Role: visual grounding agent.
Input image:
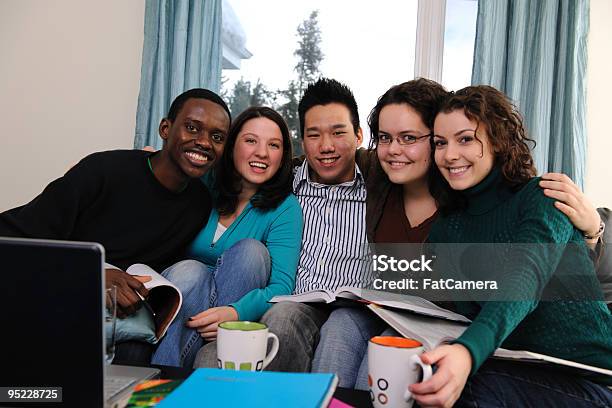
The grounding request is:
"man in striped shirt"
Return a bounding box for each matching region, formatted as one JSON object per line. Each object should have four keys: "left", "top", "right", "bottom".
{"left": 259, "top": 78, "right": 379, "bottom": 372}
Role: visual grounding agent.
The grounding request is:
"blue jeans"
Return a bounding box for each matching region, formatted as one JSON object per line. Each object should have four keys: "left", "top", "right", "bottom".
{"left": 151, "top": 239, "right": 271, "bottom": 368}
{"left": 355, "top": 327, "right": 397, "bottom": 390}
{"left": 456, "top": 359, "right": 612, "bottom": 407}
{"left": 311, "top": 307, "right": 387, "bottom": 388}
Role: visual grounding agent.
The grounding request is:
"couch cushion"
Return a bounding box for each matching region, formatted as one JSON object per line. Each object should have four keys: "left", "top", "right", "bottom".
{"left": 596, "top": 208, "right": 611, "bottom": 305}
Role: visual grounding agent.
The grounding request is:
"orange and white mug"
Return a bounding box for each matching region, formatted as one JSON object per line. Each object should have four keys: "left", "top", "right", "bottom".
{"left": 368, "top": 336, "right": 432, "bottom": 408}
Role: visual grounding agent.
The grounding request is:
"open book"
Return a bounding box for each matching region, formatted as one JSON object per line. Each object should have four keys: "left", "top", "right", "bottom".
{"left": 126, "top": 264, "right": 182, "bottom": 340}
{"left": 270, "top": 287, "right": 470, "bottom": 323}
{"left": 368, "top": 304, "right": 612, "bottom": 378}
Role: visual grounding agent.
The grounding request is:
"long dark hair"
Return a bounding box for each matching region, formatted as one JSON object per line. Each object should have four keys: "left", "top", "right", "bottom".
{"left": 215, "top": 107, "right": 294, "bottom": 215}
{"left": 367, "top": 78, "right": 452, "bottom": 206}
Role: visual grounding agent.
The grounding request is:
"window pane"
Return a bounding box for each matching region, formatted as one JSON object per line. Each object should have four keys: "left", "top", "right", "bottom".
{"left": 222, "top": 0, "right": 418, "bottom": 148}
{"left": 442, "top": 0, "right": 478, "bottom": 91}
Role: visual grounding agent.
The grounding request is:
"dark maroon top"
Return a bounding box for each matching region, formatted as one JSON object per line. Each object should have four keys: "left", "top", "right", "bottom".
{"left": 373, "top": 184, "right": 438, "bottom": 243}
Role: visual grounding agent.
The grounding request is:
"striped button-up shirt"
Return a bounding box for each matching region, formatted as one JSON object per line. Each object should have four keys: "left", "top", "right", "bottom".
{"left": 292, "top": 160, "right": 372, "bottom": 294}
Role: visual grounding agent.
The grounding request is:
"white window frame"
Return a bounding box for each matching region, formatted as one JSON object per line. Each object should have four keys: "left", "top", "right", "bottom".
{"left": 224, "top": 0, "right": 450, "bottom": 81}
{"left": 414, "top": 0, "right": 447, "bottom": 82}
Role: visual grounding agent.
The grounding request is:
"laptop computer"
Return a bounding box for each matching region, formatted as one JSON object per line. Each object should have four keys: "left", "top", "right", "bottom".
{"left": 0, "top": 237, "right": 159, "bottom": 408}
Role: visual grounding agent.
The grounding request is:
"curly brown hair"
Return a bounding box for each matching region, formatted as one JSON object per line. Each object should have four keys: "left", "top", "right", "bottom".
{"left": 438, "top": 85, "right": 536, "bottom": 187}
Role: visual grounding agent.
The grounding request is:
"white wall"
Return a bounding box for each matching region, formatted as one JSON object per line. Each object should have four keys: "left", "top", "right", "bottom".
{"left": 585, "top": 0, "right": 612, "bottom": 208}
{"left": 0, "top": 0, "right": 145, "bottom": 211}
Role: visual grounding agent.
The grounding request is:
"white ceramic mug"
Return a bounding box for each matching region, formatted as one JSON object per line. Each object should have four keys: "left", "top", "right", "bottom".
{"left": 217, "top": 321, "right": 279, "bottom": 371}
{"left": 368, "top": 336, "right": 432, "bottom": 408}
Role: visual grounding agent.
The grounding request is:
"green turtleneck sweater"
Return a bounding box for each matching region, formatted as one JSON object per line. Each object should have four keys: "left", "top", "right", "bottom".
{"left": 428, "top": 167, "right": 612, "bottom": 385}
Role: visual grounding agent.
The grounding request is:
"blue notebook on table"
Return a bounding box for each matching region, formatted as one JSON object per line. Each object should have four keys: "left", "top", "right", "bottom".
{"left": 157, "top": 368, "right": 338, "bottom": 408}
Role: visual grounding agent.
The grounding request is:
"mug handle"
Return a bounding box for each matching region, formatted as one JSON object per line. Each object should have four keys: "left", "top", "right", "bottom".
{"left": 262, "top": 332, "right": 279, "bottom": 369}
{"left": 404, "top": 354, "right": 433, "bottom": 401}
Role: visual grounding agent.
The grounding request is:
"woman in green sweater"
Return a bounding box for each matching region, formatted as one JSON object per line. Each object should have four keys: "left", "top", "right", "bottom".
{"left": 152, "top": 106, "right": 303, "bottom": 368}
{"left": 412, "top": 85, "right": 612, "bottom": 407}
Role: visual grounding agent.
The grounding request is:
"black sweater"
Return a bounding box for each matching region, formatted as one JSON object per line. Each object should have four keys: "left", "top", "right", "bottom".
{"left": 0, "top": 150, "right": 212, "bottom": 271}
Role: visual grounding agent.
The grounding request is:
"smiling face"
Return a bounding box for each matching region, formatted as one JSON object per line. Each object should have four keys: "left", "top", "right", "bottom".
{"left": 376, "top": 103, "right": 432, "bottom": 187}
{"left": 302, "top": 103, "right": 362, "bottom": 184}
{"left": 159, "top": 98, "right": 230, "bottom": 180}
{"left": 433, "top": 109, "right": 495, "bottom": 190}
{"left": 233, "top": 117, "right": 284, "bottom": 191}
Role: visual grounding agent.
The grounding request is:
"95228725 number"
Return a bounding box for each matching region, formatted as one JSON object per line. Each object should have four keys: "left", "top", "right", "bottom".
{"left": 0, "top": 387, "right": 62, "bottom": 402}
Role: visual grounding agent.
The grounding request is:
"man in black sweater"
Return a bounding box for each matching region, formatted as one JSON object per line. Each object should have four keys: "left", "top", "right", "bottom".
{"left": 0, "top": 88, "right": 230, "bottom": 318}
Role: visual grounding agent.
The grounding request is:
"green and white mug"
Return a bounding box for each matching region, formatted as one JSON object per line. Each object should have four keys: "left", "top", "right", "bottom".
{"left": 217, "top": 321, "right": 279, "bottom": 371}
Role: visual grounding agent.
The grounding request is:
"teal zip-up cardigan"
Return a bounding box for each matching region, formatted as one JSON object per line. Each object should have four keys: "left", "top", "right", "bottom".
{"left": 187, "top": 192, "right": 303, "bottom": 321}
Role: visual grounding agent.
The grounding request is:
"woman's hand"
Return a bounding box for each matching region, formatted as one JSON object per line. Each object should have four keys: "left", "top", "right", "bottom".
{"left": 539, "top": 173, "right": 601, "bottom": 245}
{"left": 186, "top": 306, "right": 238, "bottom": 341}
{"left": 409, "top": 344, "right": 472, "bottom": 408}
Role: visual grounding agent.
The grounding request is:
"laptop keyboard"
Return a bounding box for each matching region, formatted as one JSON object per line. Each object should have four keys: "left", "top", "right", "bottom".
{"left": 104, "top": 375, "right": 137, "bottom": 400}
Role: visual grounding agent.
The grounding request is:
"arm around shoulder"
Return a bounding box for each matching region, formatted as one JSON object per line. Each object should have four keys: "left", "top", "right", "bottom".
{"left": 539, "top": 172, "right": 602, "bottom": 243}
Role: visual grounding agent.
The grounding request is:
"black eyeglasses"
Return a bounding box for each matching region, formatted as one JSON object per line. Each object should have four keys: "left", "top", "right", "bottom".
{"left": 377, "top": 133, "right": 432, "bottom": 146}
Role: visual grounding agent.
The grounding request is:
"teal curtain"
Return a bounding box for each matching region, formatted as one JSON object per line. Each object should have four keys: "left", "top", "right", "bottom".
{"left": 471, "top": 0, "right": 589, "bottom": 188}
{"left": 134, "top": 0, "right": 223, "bottom": 149}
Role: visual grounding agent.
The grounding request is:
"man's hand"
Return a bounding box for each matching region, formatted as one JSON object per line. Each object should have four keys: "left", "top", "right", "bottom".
{"left": 409, "top": 344, "right": 472, "bottom": 408}
{"left": 540, "top": 173, "right": 601, "bottom": 246}
{"left": 105, "top": 268, "right": 151, "bottom": 318}
{"left": 186, "top": 306, "right": 238, "bottom": 341}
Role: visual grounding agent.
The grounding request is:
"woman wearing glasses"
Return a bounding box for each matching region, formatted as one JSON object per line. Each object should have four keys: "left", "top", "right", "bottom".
{"left": 311, "top": 79, "right": 449, "bottom": 388}
{"left": 364, "top": 79, "right": 446, "bottom": 245}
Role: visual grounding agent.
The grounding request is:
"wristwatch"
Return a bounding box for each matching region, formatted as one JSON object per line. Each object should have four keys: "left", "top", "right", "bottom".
{"left": 584, "top": 219, "right": 605, "bottom": 240}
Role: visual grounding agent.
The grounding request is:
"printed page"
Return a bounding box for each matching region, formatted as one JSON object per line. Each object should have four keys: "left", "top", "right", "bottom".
{"left": 368, "top": 305, "right": 468, "bottom": 350}
{"left": 493, "top": 349, "right": 612, "bottom": 377}
{"left": 125, "top": 263, "right": 182, "bottom": 339}
{"left": 270, "top": 289, "right": 334, "bottom": 303}
{"left": 126, "top": 264, "right": 179, "bottom": 292}
{"left": 360, "top": 289, "right": 471, "bottom": 323}
{"left": 334, "top": 286, "right": 364, "bottom": 300}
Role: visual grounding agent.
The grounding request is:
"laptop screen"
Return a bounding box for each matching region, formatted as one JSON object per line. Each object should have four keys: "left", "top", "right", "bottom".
{"left": 0, "top": 238, "right": 105, "bottom": 407}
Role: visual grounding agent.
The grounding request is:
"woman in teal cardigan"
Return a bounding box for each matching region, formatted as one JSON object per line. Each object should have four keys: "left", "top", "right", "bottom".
{"left": 412, "top": 86, "right": 612, "bottom": 407}
{"left": 152, "top": 107, "right": 303, "bottom": 368}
